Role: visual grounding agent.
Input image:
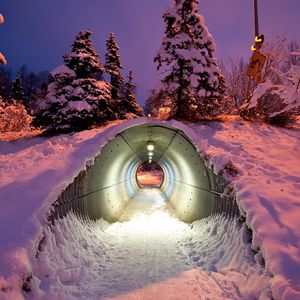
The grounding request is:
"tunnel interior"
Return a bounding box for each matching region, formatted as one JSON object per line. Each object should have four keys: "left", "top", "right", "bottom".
{"left": 49, "top": 123, "right": 240, "bottom": 224}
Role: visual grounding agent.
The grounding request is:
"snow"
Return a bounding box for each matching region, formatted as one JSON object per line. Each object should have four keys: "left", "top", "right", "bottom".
{"left": 0, "top": 118, "right": 300, "bottom": 299}
{"left": 248, "top": 80, "right": 273, "bottom": 109}
{"left": 247, "top": 64, "right": 300, "bottom": 117}
{"left": 31, "top": 189, "right": 269, "bottom": 299}
{"left": 50, "top": 65, "right": 75, "bottom": 77}
{"left": 190, "top": 120, "right": 300, "bottom": 299}
{"left": 0, "top": 52, "right": 7, "bottom": 65}
{"left": 65, "top": 100, "right": 91, "bottom": 113}
{"left": 291, "top": 51, "right": 300, "bottom": 57}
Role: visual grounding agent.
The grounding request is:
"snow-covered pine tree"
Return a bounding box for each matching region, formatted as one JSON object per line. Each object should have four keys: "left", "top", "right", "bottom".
{"left": 11, "top": 74, "right": 25, "bottom": 104}
{"left": 64, "top": 30, "right": 105, "bottom": 79}
{"left": 105, "top": 33, "right": 125, "bottom": 102}
{"left": 39, "top": 30, "right": 112, "bottom": 132}
{"left": 120, "top": 71, "right": 143, "bottom": 117}
{"left": 36, "top": 65, "right": 75, "bottom": 128}
{"left": 154, "top": 0, "right": 225, "bottom": 120}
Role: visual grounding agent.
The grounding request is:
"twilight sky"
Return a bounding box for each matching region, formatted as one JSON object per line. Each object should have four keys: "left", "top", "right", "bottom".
{"left": 0, "top": 0, "right": 299, "bottom": 104}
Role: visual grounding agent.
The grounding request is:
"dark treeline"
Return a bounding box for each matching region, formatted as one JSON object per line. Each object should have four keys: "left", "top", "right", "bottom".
{"left": 0, "top": 65, "right": 49, "bottom": 113}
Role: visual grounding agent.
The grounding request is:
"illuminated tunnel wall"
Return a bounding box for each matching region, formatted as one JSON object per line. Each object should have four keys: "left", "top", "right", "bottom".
{"left": 49, "top": 123, "right": 240, "bottom": 223}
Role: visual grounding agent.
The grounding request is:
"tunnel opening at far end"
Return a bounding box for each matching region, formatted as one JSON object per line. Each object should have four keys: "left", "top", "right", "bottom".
{"left": 48, "top": 123, "right": 240, "bottom": 224}
{"left": 136, "top": 162, "right": 164, "bottom": 188}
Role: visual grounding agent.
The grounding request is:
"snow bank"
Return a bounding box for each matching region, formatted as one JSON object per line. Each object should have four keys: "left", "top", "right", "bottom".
{"left": 191, "top": 120, "right": 300, "bottom": 299}
{"left": 32, "top": 191, "right": 269, "bottom": 299}
{"left": 0, "top": 118, "right": 300, "bottom": 299}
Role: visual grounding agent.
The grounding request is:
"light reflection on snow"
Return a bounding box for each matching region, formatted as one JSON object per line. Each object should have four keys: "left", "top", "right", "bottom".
{"left": 106, "top": 210, "right": 189, "bottom": 236}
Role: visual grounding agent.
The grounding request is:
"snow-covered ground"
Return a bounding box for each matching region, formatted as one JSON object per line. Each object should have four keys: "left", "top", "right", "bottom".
{"left": 30, "top": 189, "right": 269, "bottom": 300}
{"left": 190, "top": 120, "right": 300, "bottom": 300}
{"left": 0, "top": 118, "right": 300, "bottom": 299}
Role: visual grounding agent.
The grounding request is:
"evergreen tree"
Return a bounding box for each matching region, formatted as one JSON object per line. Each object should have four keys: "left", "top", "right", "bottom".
{"left": 64, "top": 30, "right": 105, "bottom": 79}
{"left": 0, "top": 66, "right": 12, "bottom": 101}
{"left": 105, "top": 33, "right": 125, "bottom": 101}
{"left": 154, "top": 0, "right": 225, "bottom": 120}
{"left": 14, "top": 65, "right": 50, "bottom": 112}
{"left": 39, "top": 30, "right": 112, "bottom": 132}
{"left": 121, "top": 71, "right": 143, "bottom": 117}
{"left": 11, "top": 74, "right": 25, "bottom": 104}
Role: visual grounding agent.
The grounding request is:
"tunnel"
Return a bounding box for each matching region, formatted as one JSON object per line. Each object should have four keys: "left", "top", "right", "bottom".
{"left": 48, "top": 122, "right": 240, "bottom": 224}
{"left": 33, "top": 121, "right": 263, "bottom": 299}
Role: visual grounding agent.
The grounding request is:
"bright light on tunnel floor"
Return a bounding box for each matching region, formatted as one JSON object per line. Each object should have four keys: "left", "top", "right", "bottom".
{"left": 107, "top": 210, "right": 188, "bottom": 235}
{"left": 106, "top": 188, "right": 189, "bottom": 235}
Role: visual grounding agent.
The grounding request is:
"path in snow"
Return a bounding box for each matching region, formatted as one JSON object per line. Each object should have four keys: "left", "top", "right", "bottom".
{"left": 32, "top": 189, "right": 265, "bottom": 300}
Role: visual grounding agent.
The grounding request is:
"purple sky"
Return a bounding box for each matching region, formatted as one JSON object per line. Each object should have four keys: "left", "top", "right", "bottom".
{"left": 1, "top": 0, "right": 299, "bottom": 104}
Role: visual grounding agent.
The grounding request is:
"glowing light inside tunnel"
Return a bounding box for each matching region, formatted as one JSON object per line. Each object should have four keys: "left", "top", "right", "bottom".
{"left": 147, "top": 141, "right": 154, "bottom": 151}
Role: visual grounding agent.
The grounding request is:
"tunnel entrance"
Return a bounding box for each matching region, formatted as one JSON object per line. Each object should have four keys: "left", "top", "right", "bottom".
{"left": 136, "top": 162, "right": 164, "bottom": 188}
{"left": 49, "top": 122, "right": 240, "bottom": 224}
{"left": 34, "top": 121, "right": 261, "bottom": 300}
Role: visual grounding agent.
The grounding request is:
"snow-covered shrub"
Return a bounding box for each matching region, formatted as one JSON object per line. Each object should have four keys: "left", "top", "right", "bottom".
{"left": 222, "top": 38, "right": 300, "bottom": 117}
{"left": 221, "top": 57, "right": 257, "bottom": 114}
{"left": 243, "top": 64, "right": 300, "bottom": 126}
{"left": 0, "top": 98, "right": 33, "bottom": 132}
{"left": 145, "top": 89, "right": 177, "bottom": 120}
{"left": 154, "top": 0, "right": 225, "bottom": 120}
